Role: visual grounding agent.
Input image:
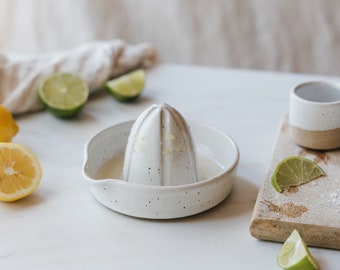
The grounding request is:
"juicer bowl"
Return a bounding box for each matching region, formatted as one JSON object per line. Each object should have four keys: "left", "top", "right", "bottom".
{"left": 83, "top": 120, "right": 239, "bottom": 219}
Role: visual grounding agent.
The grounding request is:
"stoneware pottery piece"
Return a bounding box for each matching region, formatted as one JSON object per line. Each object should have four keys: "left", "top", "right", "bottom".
{"left": 83, "top": 120, "right": 239, "bottom": 219}
{"left": 289, "top": 81, "right": 340, "bottom": 150}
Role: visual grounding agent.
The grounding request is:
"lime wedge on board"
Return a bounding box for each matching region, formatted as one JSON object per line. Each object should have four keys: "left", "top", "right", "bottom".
{"left": 271, "top": 156, "right": 325, "bottom": 193}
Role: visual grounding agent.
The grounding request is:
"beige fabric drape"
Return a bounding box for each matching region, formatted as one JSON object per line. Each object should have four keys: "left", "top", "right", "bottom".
{"left": 0, "top": 40, "right": 156, "bottom": 114}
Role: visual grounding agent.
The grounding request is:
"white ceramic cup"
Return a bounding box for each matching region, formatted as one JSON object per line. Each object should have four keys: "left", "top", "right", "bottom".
{"left": 289, "top": 81, "right": 340, "bottom": 150}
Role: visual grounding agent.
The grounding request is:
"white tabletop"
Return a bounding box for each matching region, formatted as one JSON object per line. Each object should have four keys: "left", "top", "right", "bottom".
{"left": 1, "top": 64, "right": 339, "bottom": 269}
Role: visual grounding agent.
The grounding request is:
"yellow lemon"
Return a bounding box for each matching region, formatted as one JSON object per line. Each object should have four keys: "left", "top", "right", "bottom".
{"left": 0, "top": 143, "right": 42, "bottom": 202}
{"left": 0, "top": 105, "right": 19, "bottom": 142}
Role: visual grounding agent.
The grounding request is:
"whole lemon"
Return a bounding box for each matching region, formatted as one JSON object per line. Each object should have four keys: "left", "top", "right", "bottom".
{"left": 0, "top": 105, "right": 19, "bottom": 142}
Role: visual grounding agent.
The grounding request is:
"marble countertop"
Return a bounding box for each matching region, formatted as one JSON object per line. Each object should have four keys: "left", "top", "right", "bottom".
{"left": 1, "top": 64, "right": 339, "bottom": 269}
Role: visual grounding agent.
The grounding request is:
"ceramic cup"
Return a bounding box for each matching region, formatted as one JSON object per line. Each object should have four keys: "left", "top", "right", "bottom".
{"left": 289, "top": 81, "right": 340, "bottom": 150}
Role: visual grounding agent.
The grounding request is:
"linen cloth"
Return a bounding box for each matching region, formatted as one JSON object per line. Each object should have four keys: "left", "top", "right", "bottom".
{"left": 0, "top": 40, "right": 156, "bottom": 115}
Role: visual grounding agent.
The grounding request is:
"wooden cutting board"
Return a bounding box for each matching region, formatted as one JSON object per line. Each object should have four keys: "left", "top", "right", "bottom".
{"left": 250, "top": 116, "right": 340, "bottom": 249}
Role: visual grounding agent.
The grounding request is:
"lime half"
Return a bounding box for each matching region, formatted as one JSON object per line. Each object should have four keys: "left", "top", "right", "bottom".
{"left": 105, "top": 69, "right": 145, "bottom": 102}
{"left": 271, "top": 156, "right": 325, "bottom": 193}
{"left": 278, "top": 230, "right": 318, "bottom": 270}
{"left": 39, "top": 73, "right": 89, "bottom": 118}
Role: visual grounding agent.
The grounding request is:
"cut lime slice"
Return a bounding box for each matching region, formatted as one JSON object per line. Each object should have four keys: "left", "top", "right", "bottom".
{"left": 105, "top": 69, "right": 145, "bottom": 102}
{"left": 271, "top": 156, "right": 325, "bottom": 193}
{"left": 278, "top": 230, "right": 319, "bottom": 270}
{"left": 39, "top": 73, "right": 89, "bottom": 118}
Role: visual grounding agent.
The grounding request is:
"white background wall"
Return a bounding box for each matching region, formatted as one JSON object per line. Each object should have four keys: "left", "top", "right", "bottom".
{"left": 1, "top": 0, "right": 340, "bottom": 76}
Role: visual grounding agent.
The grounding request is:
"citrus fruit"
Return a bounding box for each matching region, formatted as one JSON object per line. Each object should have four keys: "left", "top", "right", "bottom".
{"left": 278, "top": 229, "right": 318, "bottom": 270}
{"left": 38, "top": 73, "right": 89, "bottom": 118}
{"left": 105, "top": 69, "right": 145, "bottom": 102}
{"left": 0, "top": 105, "right": 19, "bottom": 142}
{"left": 271, "top": 156, "right": 325, "bottom": 193}
{"left": 0, "top": 142, "right": 42, "bottom": 202}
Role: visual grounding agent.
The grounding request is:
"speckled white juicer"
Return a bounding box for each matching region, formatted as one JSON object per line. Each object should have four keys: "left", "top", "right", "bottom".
{"left": 83, "top": 103, "right": 239, "bottom": 219}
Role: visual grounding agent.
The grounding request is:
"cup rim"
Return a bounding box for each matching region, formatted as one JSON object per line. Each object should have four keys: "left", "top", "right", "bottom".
{"left": 292, "top": 81, "right": 340, "bottom": 105}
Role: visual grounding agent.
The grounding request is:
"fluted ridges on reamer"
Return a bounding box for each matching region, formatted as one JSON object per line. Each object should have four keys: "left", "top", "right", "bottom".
{"left": 122, "top": 103, "right": 198, "bottom": 186}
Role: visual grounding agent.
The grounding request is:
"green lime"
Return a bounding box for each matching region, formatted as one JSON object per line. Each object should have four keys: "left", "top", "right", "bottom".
{"left": 38, "top": 73, "right": 89, "bottom": 118}
{"left": 271, "top": 156, "right": 325, "bottom": 193}
{"left": 278, "top": 230, "right": 318, "bottom": 270}
{"left": 105, "top": 69, "right": 145, "bottom": 102}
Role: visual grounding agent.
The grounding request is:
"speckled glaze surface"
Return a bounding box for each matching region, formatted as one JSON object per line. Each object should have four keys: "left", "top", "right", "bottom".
{"left": 83, "top": 121, "right": 239, "bottom": 219}
{"left": 123, "top": 104, "right": 199, "bottom": 186}
{"left": 289, "top": 81, "right": 340, "bottom": 150}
